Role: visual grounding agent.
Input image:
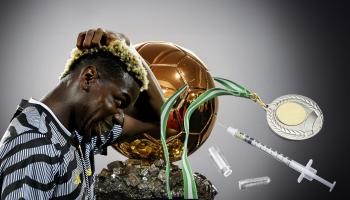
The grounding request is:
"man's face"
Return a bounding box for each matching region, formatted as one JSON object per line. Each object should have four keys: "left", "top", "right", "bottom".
{"left": 77, "top": 67, "right": 140, "bottom": 137}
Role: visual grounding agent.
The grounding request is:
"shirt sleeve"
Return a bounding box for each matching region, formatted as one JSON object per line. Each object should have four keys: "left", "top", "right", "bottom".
{"left": 91, "top": 124, "right": 123, "bottom": 155}
{"left": 0, "top": 133, "right": 59, "bottom": 200}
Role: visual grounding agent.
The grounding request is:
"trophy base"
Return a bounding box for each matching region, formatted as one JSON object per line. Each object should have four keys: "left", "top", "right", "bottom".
{"left": 95, "top": 159, "right": 218, "bottom": 200}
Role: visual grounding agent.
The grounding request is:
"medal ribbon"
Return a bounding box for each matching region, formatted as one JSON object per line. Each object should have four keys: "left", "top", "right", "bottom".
{"left": 161, "top": 77, "right": 266, "bottom": 199}
{"left": 160, "top": 84, "right": 189, "bottom": 199}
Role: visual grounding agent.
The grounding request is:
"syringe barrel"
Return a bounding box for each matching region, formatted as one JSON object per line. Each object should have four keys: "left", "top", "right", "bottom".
{"left": 233, "top": 131, "right": 291, "bottom": 165}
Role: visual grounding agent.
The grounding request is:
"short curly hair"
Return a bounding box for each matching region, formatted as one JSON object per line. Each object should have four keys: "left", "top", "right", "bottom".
{"left": 60, "top": 39, "right": 149, "bottom": 91}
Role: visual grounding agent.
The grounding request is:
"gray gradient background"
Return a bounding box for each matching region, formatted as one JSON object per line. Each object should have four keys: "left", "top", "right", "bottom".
{"left": 0, "top": 0, "right": 349, "bottom": 199}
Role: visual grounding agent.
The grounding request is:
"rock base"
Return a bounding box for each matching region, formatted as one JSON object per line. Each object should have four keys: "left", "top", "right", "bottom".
{"left": 95, "top": 159, "right": 218, "bottom": 199}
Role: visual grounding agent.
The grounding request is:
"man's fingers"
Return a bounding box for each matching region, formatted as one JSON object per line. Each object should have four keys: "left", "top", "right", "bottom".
{"left": 76, "top": 32, "right": 86, "bottom": 49}
{"left": 91, "top": 28, "right": 104, "bottom": 48}
{"left": 82, "top": 29, "right": 95, "bottom": 48}
{"left": 105, "top": 31, "right": 118, "bottom": 46}
{"left": 78, "top": 29, "right": 130, "bottom": 49}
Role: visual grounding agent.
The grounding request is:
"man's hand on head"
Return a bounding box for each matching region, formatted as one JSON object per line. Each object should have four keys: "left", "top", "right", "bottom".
{"left": 75, "top": 28, "right": 165, "bottom": 137}
{"left": 76, "top": 28, "right": 130, "bottom": 49}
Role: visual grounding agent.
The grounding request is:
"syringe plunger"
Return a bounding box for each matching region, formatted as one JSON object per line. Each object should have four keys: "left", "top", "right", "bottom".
{"left": 289, "top": 159, "right": 336, "bottom": 192}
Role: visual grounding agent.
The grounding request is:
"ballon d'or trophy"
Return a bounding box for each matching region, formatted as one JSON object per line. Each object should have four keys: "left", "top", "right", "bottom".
{"left": 95, "top": 42, "right": 218, "bottom": 199}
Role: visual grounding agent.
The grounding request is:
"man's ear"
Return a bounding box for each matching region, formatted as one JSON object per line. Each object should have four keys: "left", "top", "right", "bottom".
{"left": 79, "top": 66, "right": 98, "bottom": 91}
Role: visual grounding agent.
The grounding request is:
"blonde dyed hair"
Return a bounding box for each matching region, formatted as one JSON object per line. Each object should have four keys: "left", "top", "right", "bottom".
{"left": 60, "top": 39, "right": 148, "bottom": 91}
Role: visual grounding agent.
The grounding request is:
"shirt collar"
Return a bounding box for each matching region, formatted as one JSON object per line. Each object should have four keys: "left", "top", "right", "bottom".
{"left": 28, "top": 98, "right": 73, "bottom": 138}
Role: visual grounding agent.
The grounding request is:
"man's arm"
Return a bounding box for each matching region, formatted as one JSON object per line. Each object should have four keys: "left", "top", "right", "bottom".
{"left": 91, "top": 116, "right": 159, "bottom": 155}
{"left": 76, "top": 28, "right": 165, "bottom": 137}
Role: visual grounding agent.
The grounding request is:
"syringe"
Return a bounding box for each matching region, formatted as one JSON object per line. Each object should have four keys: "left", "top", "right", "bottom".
{"left": 224, "top": 126, "right": 336, "bottom": 192}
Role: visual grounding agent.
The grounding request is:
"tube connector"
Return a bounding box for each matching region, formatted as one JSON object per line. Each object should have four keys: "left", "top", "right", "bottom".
{"left": 227, "top": 126, "right": 239, "bottom": 137}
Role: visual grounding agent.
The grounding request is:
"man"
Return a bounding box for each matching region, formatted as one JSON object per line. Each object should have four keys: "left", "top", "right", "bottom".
{"left": 0, "top": 29, "right": 164, "bottom": 199}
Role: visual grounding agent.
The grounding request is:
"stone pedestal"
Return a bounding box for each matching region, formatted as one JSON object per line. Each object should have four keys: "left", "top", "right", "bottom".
{"left": 95, "top": 159, "right": 218, "bottom": 199}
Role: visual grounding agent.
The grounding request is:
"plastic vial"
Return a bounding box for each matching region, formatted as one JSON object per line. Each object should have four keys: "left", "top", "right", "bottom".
{"left": 208, "top": 146, "right": 232, "bottom": 177}
{"left": 238, "top": 176, "right": 271, "bottom": 190}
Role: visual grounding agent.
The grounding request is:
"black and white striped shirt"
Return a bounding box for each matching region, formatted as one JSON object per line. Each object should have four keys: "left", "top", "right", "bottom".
{"left": 0, "top": 99, "right": 123, "bottom": 200}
